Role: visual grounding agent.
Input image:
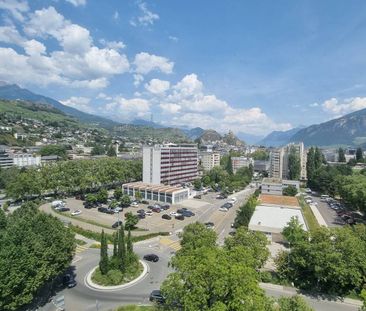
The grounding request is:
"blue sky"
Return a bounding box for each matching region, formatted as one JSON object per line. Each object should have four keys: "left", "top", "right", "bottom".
{"left": 1, "top": 0, "right": 366, "bottom": 135}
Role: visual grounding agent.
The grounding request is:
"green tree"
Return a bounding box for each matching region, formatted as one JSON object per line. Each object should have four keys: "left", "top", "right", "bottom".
{"left": 97, "top": 188, "right": 108, "bottom": 203}
{"left": 193, "top": 179, "right": 202, "bottom": 190}
{"left": 234, "top": 194, "right": 258, "bottom": 228}
{"left": 91, "top": 144, "right": 105, "bottom": 156}
{"left": 107, "top": 145, "right": 117, "bottom": 157}
{"left": 113, "top": 233, "right": 118, "bottom": 257}
{"left": 114, "top": 188, "right": 123, "bottom": 200}
{"left": 85, "top": 194, "right": 97, "bottom": 205}
{"left": 226, "top": 155, "right": 234, "bottom": 175}
{"left": 118, "top": 224, "right": 126, "bottom": 273}
{"left": 250, "top": 149, "right": 269, "bottom": 161}
{"left": 0, "top": 203, "right": 74, "bottom": 310}
{"left": 134, "top": 190, "right": 142, "bottom": 201}
{"left": 125, "top": 212, "right": 139, "bottom": 230}
{"left": 99, "top": 230, "right": 109, "bottom": 275}
{"left": 126, "top": 229, "right": 133, "bottom": 264}
{"left": 282, "top": 216, "right": 308, "bottom": 246}
{"left": 288, "top": 146, "right": 301, "bottom": 180}
{"left": 39, "top": 144, "right": 67, "bottom": 159}
{"left": 360, "top": 289, "right": 366, "bottom": 311}
{"left": 314, "top": 147, "right": 323, "bottom": 169}
{"left": 282, "top": 185, "right": 298, "bottom": 196}
{"left": 120, "top": 195, "right": 131, "bottom": 207}
{"left": 0, "top": 208, "right": 6, "bottom": 231}
{"left": 338, "top": 147, "right": 346, "bottom": 162}
{"left": 356, "top": 147, "right": 364, "bottom": 162}
{"left": 275, "top": 296, "right": 314, "bottom": 311}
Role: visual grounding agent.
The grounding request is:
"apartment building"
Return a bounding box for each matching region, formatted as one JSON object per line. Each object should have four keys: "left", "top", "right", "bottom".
{"left": 0, "top": 145, "right": 41, "bottom": 168}
{"left": 201, "top": 152, "right": 220, "bottom": 171}
{"left": 270, "top": 142, "right": 307, "bottom": 180}
{"left": 143, "top": 144, "right": 198, "bottom": 185}
{"left": 231, "top": 156, "right": 254, "bottom": 173}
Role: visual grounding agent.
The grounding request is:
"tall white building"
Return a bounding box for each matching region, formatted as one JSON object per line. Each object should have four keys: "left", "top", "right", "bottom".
{"left": 143, "top": 144, "right": 198, "bottom": 185}
{"left": 270, "top": 142, "right": 307, "bottom": 180}
{"left": 201, "top": 152, "right": 220, "bottom": 171}
{"left": 231, "top": 156, "right": 254, "bottom": 173}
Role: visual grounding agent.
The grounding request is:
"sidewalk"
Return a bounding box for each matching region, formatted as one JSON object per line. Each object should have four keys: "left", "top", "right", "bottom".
{"left": 309, "top": 203, "right": 328, "bottom": 227}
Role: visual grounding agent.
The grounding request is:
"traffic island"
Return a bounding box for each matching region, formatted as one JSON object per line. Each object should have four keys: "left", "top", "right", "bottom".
{"left": 85, "top": 260, "right": 148, "bottom": 291}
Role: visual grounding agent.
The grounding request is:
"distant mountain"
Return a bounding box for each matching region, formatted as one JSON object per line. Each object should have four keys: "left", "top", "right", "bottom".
{"left": 291, "top": 109, "right": 366, "bottom": 147}
{"left": 197, "top": 129, "right": 245, "bottom": 146}
{"left": 222, "top": 130, "right": 245, "bottom": 146}
{"left": 0, "top": 82, "right": 120, "bottom": 129}
{"left": 131, "top": 118, "right": 165, "bottom": 129}
{"left": 237, "top": 132, "right": 264, "bottom": 145}
{"left": 258, "top": 127, "right": 305, "bottom": 147}
{"left": 182, "top": 127, "right": 205, "bottom": 140}
{"left": 198, "top": 129, "right": 223, "bottom": 142}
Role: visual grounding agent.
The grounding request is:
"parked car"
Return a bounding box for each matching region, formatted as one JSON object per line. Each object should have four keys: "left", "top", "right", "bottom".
{"left": 98, "top": 207, "right": 108, "bottom": 213}
{"left": 63, "top": 274, "right": 76, "bottom": 288}
{"left": 112, "top": 221, "right": 122, "bottom": 228}
{"left": 143, "top": 254, "right": 159, "bottom": 262}
{"left": 219, "top": 207, "right": 228, "bottom": 212}
{"left": 222, "top": 203, "right": 233, "bottom": 209}
{"left": 161, "top": 204, "right": 170, "bottom": 210}
{"left": 152, "top": 207, "right": 161, "bottom": 213}
{"left": 147, "top": 205, "right": 154, "bottom": 210}
{"left": 131, "top": 202, "right": 138, "bottom": 207}
{"left": 145, "top": 210, "right": 153, "bottom": 216}
{"left": 58, "top": 207, "right": 70, "bottom": 212}
{"left": 205, "top": 222, "right": 214, "bottom": 229}
{"left": 71, "top": 210, "right": 82, "bottom": 216}
{"left": 227, "top": 197, "right": 237, "bottom": 204}
{"left": 105, "top": 208, "right": 115, "bottom": 214}
{"left": 181, "top": 210, "right": 195, "bottom": 217}
{"left": 216, "top": 195, "right": 225, "bottom": 199}
{"left": 175, "top": 214, "right": 185, "bottom": 220}
{"left": 137, "top": 209, "right": 145, "bottom": 214}
{"left": 170, "top": 211, "right": 180, "bottom": 217}
{"left": 162, "top": 214, "right": 172, "bottom": 220}
{"left": 193, "top": 195, "right": 202, "bottom": 199}
{"left": 141, "top": 200, "right": 149, "bottom": 204}
{"left": 149, "top": 290, "right": 165, "bottom": 303}
{"left": 138, "top": 213, "right": 146, "bottom": 219}
{"left": 114, "top": 207, "right": 123, "bottom": 213}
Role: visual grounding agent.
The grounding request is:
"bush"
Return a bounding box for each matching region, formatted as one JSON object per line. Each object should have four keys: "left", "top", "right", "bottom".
{"left": 283, "top": 185, "right": 298, "bottom": 196}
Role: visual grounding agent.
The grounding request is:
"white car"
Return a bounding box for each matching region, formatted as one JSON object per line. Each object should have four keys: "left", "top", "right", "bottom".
{"left": 71, "top": 210, "right": 82, "bottom": 216}
{"left": 114, "top": 207, "right": 122, "bottom": 213}
{"left": 131, "top": 202, "right": 139, "bottom": 207}
{"left": 219, "top": 207, "right": 228, "bottom": 212}
{"left": 305, "top": 199, "right": 312, "bottom": 204}
{"left": 169, "top": 211, "right": 181, "bottom": 217}
{"left": 145, "top": 210, "right": 153, "bottom": 216}
{"left": 227, "top": 197, "right": 237, "bottom": 204}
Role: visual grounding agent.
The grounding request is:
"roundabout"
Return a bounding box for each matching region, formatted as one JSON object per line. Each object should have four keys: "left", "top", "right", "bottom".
{"left": 85, "top": 260, "right": 149, "bottom": 291}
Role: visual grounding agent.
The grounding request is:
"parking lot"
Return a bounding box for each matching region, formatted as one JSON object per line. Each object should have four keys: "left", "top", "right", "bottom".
{"left": 44, "top": 188, "right": 255, "bottom": 237}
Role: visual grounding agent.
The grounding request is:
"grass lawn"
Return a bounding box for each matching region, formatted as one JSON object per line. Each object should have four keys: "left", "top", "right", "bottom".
{"left": 91, "top": 261, "right": 143, "bottom": 286}
{"left": 298, "top": 196, "right": 319, "bottom": 232}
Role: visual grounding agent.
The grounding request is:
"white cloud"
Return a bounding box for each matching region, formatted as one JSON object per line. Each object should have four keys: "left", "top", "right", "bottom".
{"left": 159, "top": 103, "right": 181, "bottom": 114}
{"left": 104, "top": 96, "right": 151, "bottom": 121}
{"left": 0, "top": 25, "right": 25, "bottom": 45}
{"left": 134, "top": 52, "right": 174, "bottom": 75}
{"left": 23, "top": 39, "right": 46, "bottom": 56}
{"left": 130, "top": 2, "right": 159, "bottom": 27}
{"left": 322, "top": 97, "right": 366, "bottom": 115}
{"left": 65, "top": 0, "right": 86, "bottom": 7}
{"left": 309, "top": 102, "right": 319, "bottom": 107}
{"left": 0, "top": 0, "right": 29, "bottom": 21}
{"left": 113, "top": 11, "right": 119, "bottom": 20}
{"left": 173, "top": 73, "right": 202, "bottom": 97}
{"left": 97, "top": 92, "right": 112, "bottom": 100}
{"left": 168, "top": 35, "right": 178, "bottom": 42}
{"left": 133, "top": 74, "right": 144, "bottom": 87}
{"left": 60, "top": 96, "right": 92, "bottom": 112}
{"left": 99, "top": 39, "right": 125, "bottom": 50}
{"left": 145, "top": 79, "right": 170, "bottom": 94}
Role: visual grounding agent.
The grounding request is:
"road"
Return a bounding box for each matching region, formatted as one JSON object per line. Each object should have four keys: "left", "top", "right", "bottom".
{"left": 308, "top": 195, "right": 343, "bottom": 227}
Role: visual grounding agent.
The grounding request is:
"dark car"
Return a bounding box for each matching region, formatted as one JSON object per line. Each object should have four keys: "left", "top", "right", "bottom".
{"left": 143, "top": 254, "right": 159, "bottom": 262}
{"left": 152, "top": 207, "right": 161, "bottom": 213}
{"left": 175, "top": 214, "right": 185, "bottom": 221}
{"left": 112, "top": 221, "right": 122, "bottom": 228}
{"left": 222, "top": 203, "right": 233, "bottom": 209}
{"left": 58, "top": 207, "right": 70, "bottom": 212}
{"left": 138, "top": 213, "right": 146, "bottom": 219}
{"left": 181, "top": 210, "right": 195, "bottom": 217}
{"left": 176, "top": 208, "right": 188, "bottom": 214}
{"left": 63, "top": 274, "right": 76, "bottom": 288}
{"left": 205, "top": 222, "right": 214, "bottom": 229}
{"left": 137, "top": 209, "right": 145, "bottom": 214}
{"left": 147, "top": 205, "right": 154, "bottom": 209}
{"left": 161, "top": 204, "right": 170, "bottom": 210}
{"left": 149, "top": 290, "right": 165, "bottom": 303}
{"left": 162, "top": 214, "right": 172, "bottom": 220}
{"left": 105, "top": 208, "right": 115, "bottom": 214}
{"left": 141, "top": 200, "right": 149, "bottom": 204}
{"left": 193, "top": 195, "right": 202, "bottom": 199}
{"left": 98, "top": 207, "right": 108, "bottom": 213}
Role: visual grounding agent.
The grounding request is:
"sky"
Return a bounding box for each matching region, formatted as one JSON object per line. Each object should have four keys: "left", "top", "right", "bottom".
{"left": 1, "top": 0, "right": 366, "bottom": 136}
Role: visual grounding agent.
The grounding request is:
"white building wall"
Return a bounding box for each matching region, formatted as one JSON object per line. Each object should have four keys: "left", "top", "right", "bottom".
{"left": 142, "top": 147, "right": 161, "bottom": 184}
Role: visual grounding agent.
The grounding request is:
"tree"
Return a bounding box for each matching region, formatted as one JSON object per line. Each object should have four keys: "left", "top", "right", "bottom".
{"left": 126, "top": 229, "right": 133, "bottom": 264}
{"left": 0, "top": 203, "right": 74, "bottom": 310}
{"left": 360, "top": 289, "right": 366, "bottom": 311}
{"left": 193, "top": 179, "right": 202, "bottom": 190}
{"left": 91, "top": 144, "right": 105, "bottom": 156}
{"left": 97, "top": 188, "right": 108, "bottom": 203}
{"left": 117, "top": 224, "right": 126, "bottom": 273}
{"left": 282, "top": 185, "right": 298, "bottom": 196}
{"left": 275, "top": 296, "right": 314, "bottom": 311}
{"left": 356, "top": 147, "right": 364, "bottom": 162}
{"left": 125, "top": 212, "right": 139, "bottom": 230}
{"left": 288, "top": 146, "right": 301, "bottom": 180}
{"left": 120, "top": 195, "right": 131, "bottom": 207}
{"left": 338, "top": 147, "right": 346, "bottom": 162}
{"left": 114, "top": 188, "right": 123, "bottom": 200}
{"left": 282, "top": 216, "right": 308, "bottom": 246}
{"left": 107, "top": 145, "right": 117, "bottom": 157}
{"left": 113, "top": 233, "right": 118, "bottom": 257}
{"left": 250, "top": 149, "right": 269, "bottom": 161}
{"left": 134, "top": 190, "right": 142, "bottom": 201}
{"left": 234, "top": 194, "right": 258, "bottom": 228}
{"left": 226, "top": 155, "right": 234, "bottom": 175}
{"left": 0, "top": 208, "right": 6, "bottom": 231}
{"left": 39, "top": 144, "right": 67, "bottom": 159}
{"left": 85, "top": 194, "right": 97, "bottom": 205}
{"left": 99, "top": 230, "right": 109, "bottom": 275}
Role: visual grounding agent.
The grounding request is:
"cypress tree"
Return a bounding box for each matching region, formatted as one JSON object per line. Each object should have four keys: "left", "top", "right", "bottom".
{"left": 126, "top": 229, "right": 133, "bottom": 265}
{"left": 113, "top": 233, "right": 118, "bottom": 257}
{"left": 99, "top": 230, "right": 109, "bottom": 275}
{"left": 118, "top": 223, "right": 126, "bottom": 273}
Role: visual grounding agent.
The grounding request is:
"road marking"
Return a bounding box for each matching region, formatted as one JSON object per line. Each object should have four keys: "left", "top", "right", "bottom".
{"left": 75, "top": 245, "right": 89, "bottom": 254}
{"left": 72, "top": 255, "right": 82, "bottom": 264}
{"left": 159, "top": 237, "right": 181, "bottom": 251}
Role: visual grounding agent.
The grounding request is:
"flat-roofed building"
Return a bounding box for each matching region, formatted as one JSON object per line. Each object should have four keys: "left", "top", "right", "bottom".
{"left": 254, "top": 160, "right": 270, "bottom": 172}
{"left": 261, "top": 178, "right": 300, "bottom": 195}
{"left": 122, "top": 181, "right": 189, "bottom": 204}
{"left": 269, "top": 149, "right": 284, "bottom": 179}
{"left": 201, "top": 152, "right": 220, "bottom": 171}
{"left": 143, "top": 144, "right": 198, "bottom": 185}
{"left": 231, "top": 156, "right": 254, "bottom": 173}
{"left": 249, "top": 204, "right": 307, "bottom": 242}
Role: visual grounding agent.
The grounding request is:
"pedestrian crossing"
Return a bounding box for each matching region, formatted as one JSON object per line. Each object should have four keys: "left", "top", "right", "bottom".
{"left": 75, "top": 244, "right": 88, "bottom": 254}
{"left": 159, "top": 237, "right": 181, "bottom": 251}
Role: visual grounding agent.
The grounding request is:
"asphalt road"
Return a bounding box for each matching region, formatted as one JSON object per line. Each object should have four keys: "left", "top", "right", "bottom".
{"left": 308, "top": 195, "right": 343, "bottom": 227}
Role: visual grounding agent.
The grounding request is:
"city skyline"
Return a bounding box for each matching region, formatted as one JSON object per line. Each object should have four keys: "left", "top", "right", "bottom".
{"left": 1, "top": 1, "right": 366, "bottom": 135}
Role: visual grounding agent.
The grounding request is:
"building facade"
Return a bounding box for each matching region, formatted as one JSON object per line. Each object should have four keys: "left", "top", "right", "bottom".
{"left": 231, "top": 156, "right": 254, "bottom": 173}
{"left": 261, "top": 178, "right": 300, "bottom": 195}
{"left": 201, "top": 152, "right": 220, "bottom": 171}
{"left": 143, "top": 144, "right": 198, "bottom": 185}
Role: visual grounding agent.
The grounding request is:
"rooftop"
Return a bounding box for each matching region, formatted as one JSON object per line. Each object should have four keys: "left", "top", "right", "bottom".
{"left": 262, "top": 177, "right": 282, "bottom": 184}
{"left": 122, "top": 181, "right": 187, "bottom": 193}
{"left": 249, "top": 204, "right": 307, "bottom": 234}
{"left": 259, "top": 194, "right": 300, "bottom": 208}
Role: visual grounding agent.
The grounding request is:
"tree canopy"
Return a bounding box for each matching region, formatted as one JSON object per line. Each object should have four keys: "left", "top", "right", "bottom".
{"left": 288, "top": 146, "right": 301, "bottom": 180}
